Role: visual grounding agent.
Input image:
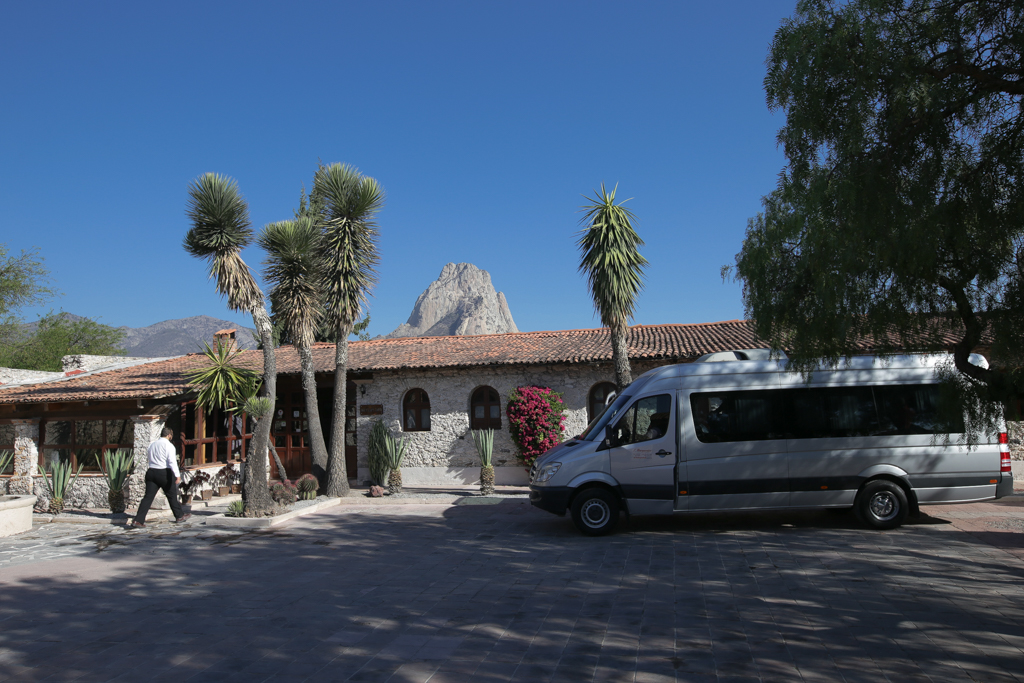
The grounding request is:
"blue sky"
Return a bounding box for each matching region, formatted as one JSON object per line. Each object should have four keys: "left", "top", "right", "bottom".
{"left": 0, "top": 0, "right": 796, "bottom": 338}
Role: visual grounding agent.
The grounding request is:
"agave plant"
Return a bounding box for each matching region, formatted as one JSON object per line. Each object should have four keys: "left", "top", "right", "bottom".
{"left": 37, "top": 460, "right": 85, "bottom": 515}
{"left": 367, "top": 420, "right": 391, "bottom": 488}
{"left": 383, "top": 432, "right": 407, "bottom": 495}
{"left": 0, "top": 450, "right": 14, "bottom": 479}
{"left": 102, "top": 448, "right": 135, "bottom": 513}
{"left": 472, "top": 429, "right": 495, "bottom": 495}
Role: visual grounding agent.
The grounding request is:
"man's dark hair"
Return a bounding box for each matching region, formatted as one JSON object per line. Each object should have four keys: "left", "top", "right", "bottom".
{"left": 161, "top": 427, "right": 174, "bottom": 439}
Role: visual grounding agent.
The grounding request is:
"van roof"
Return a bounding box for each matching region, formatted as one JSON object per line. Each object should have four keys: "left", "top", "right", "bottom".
{"left": 628, "top": 353, "right": 987, "bottom": 391}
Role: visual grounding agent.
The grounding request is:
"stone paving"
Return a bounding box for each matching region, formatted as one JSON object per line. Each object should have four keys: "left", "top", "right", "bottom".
{"left": 1, "top": 495, "right": 1023, "bottom": 682}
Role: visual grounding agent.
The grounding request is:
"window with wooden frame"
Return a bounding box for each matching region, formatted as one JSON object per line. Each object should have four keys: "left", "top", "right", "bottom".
{"left": 179, "top": 400, "right": 251, "bottom": 468}
{"left": 470, "top": 386, "right": 502, "bottom": 430}
{"left": 0, "top": 424, "right": 14, "bottom": 475}
{"left": 39, "top": 419, "right": 134, "bottom": 473}
{"left": 403, "top": 389, "right": 431, "bottom": 431}
{"left": 588, "top": 382, "right": 618, "bottom": 423}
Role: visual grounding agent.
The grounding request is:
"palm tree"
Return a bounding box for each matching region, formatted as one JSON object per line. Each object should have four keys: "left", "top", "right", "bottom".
{"left": 312, "top": 163, "right": 385, "bottom": 496}
{"left": 184, "top": 173, "right": 276, "bottom": 512}
{"left": 577, "top": 183, "right": 648, "bottom": 390}
{"left": 258, "top": 217, "right": 330, "bottom": 488}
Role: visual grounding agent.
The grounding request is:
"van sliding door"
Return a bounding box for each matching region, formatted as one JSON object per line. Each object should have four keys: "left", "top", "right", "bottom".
{"left": 684, "top": 389, "right": 790, "bottom": 511}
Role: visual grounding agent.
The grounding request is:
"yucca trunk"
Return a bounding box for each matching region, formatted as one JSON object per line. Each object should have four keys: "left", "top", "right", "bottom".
{"left": 610, "top": 323, "right": 633, "bottom": 391}
{"left": 48, "top": 496, "right": 64, "bottom": 515}
{"left": 108, "top": 488, "right": 126, "bottom": 514}
{"left": 243, "top": 307, "right": 277, "bottom": 512}
{"left": 480, "top": 466, "right": 495, "bottom": 495}
{"left": 326, "top": 330, "right": 352, "bottom": 497}
{"left": 299, "top": 343, "right": 329, "bottom": 489}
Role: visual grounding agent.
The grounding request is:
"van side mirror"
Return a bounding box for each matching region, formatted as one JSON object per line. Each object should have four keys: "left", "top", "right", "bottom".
{"left": 602, "top": 424, "right": 616, "bottom": 450}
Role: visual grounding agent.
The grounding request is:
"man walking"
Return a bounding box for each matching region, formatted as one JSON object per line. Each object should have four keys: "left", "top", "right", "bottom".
{"left": 131, "top": 427, "right": 191, "bottom": 528}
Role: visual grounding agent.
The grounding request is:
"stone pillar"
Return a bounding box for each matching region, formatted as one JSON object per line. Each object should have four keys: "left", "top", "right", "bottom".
{"left": 8, "top": 419, "right": 39, "bottom": 496}
{"left": 129, "top": 415, "right": 163, "bottom": 508}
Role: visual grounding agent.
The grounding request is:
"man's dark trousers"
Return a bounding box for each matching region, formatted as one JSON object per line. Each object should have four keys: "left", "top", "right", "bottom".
{"left": 135, "top": 468, "right": 184, "bottom": 523}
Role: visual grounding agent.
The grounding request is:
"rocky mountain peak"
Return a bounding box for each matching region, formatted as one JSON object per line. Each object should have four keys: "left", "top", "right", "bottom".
{"left": 384, "top": 263, "right": 518, "bottom": 338}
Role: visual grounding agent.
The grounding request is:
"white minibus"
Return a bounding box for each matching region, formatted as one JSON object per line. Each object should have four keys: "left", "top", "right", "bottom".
{"left": 529, "top": 352, "right": 1013, "bottom": 535}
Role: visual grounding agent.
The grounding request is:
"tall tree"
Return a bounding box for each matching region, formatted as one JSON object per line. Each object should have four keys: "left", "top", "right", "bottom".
{"left": 732, "top": 0, "right": 1024, "bottom": 421}
{"left": 577, "top": 183, "right": 648, "bottom": 390}
{"left": 0, "top": 244, "right": 56, "bottom": 347}
{"left": 1, "top": 312, "right": 125, "bottom": 371}
{"left": 312, "top": 163, "right": 385, "bottom": 497}
{"left": 184, "top": 173, "right": 276, "bottom": 512}
{"left": 259, "top": 217, "right": 330, "bottom": 487}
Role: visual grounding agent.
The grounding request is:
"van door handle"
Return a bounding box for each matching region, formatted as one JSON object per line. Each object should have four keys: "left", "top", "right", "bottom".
{"left": 656, "top": 450, "right": 672, "bottom": 457}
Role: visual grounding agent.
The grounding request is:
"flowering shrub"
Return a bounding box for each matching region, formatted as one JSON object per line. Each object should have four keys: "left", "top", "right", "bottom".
{"left": 506, "top": 386, "right": 566, "bottom": 469}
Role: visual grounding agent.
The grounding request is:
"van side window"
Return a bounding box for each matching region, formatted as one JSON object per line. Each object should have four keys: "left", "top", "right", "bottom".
{"left": 690, "top": 384, "right": 961, "bottom": 443}
{"left": 691, "top": 392, "right": 783, "bottom": 443}
{"left": 612, "top": 395, "right": 671, "bottom": 445}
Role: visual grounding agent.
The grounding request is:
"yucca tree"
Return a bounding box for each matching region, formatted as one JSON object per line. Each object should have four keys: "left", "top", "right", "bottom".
{"left": 577, "top": 183, "right": 648, "bottom": 390}
{"left": 312, "top": 163, "right": 385, "bottom": 496}
{"left": 184, "top": 173, "right": 276, "bottom": 513}
{"left": 259, "top": 217, "right": 329, "bottom": 487}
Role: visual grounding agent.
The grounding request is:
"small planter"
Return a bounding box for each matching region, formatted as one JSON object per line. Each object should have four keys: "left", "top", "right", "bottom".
{"left": 218, "top": 486, "right": 230, "bottom": 497}
{"left": 181, "top": 494, "right": 193, "bottom": 505}
{"left": 230, "top": 484, "right": 241, "bottom": 494}
{"left": 201, "top": 490, "right": 213, "bottom": 501}
{"left": 0, "top": 495, "right": 36, "bottom": 537}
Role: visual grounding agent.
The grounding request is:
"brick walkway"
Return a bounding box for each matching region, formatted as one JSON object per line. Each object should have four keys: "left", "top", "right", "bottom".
{"left": 1, "top": 495, "right": 1023, "bottom": 682}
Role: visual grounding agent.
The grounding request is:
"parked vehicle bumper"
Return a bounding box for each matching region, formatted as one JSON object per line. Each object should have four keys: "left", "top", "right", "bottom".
{"left": 530, "top": 486, "right": 573, "bottom": 516}
{"left": 996, "top": 473, "right": 1015, "bottom": 499}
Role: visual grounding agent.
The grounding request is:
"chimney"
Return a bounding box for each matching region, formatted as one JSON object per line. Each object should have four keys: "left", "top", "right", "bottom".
{"left": 213, "top": 329, "right": 238, "bottom": 352}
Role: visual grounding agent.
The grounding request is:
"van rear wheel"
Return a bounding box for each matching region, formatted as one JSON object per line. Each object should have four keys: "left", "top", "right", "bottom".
{"left": 855, "top": 480, "right": 908, "bottom": 530}
{"left": 570, "top": 489, "right": 619, "bottom": 536}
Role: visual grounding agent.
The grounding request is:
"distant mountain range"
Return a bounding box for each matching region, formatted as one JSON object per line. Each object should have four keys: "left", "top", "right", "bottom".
{"left": 120, "top": 316, "right": 258, "bottom": 357}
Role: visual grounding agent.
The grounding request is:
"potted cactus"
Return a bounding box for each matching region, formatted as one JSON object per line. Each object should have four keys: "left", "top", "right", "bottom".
{"left": 102, "top": 448, "right": 134, "bottom": 513}
{"left": 37, "top": 459, "right": 85, "bottom": 515}
{"left": 472, "top": 429, "right": 495, "bottom": 495}
{"left": 295, "top": 473, "right": 318, "bottom": 500}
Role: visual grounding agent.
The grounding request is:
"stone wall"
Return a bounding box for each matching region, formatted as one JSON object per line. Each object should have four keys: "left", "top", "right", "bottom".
{"left": 354, "top": 361, "right": 643, "bottom": 485}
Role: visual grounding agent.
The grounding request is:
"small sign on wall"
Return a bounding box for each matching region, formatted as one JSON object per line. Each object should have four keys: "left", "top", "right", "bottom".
{"left": 359, "top": 404, "right": 384, "bottom": 416}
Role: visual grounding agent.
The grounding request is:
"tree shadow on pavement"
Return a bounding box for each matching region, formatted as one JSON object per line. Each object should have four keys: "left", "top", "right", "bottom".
{"left": 0, "top": 499, "right": 1020, "bottom": 682}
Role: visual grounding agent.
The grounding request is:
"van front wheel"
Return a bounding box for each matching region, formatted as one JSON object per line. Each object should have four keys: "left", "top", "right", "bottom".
{"left": 856, "top": 480, "right": 908, "bottom": 530}
{"left": 571, "top": 489, "right": 619, "bottom": 536}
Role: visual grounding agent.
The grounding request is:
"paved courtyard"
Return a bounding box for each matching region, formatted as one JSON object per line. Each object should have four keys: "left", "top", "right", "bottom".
{"left": 1, "top": 495, "right": 1024, "bottom": 683}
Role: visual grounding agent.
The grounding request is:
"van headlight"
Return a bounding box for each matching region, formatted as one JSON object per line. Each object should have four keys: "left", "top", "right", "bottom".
{"left": 533, "top": 462, "right": 561, "bottom": 483}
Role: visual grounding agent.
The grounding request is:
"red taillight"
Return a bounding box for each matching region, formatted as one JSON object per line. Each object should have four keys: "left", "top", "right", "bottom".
{"left": 1000, "top": 432, "right": 1011, "bottom": 473}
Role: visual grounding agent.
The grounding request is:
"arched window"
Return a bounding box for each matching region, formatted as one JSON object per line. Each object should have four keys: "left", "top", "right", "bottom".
{"left": 588, "top": 382, "right": 617, "bottom": 423}
{"left": 470, "top": 386, "right": 502, "bottom": 430}
{"left": 403, "top": 389, "right": 431, "bottom": 431}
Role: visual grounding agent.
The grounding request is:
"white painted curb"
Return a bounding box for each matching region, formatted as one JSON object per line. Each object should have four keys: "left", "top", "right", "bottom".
{"left": 204, "top": 496, "right": 342, "bottom": 528}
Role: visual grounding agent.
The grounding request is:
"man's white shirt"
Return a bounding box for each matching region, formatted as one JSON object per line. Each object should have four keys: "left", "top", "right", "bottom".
{"left": 147, "top": 438, "right": 180, "bottom": 477}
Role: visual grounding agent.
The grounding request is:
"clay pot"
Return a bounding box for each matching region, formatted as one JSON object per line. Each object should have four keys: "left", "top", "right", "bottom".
{"left": 218, "top": 486, "right": 230, "bottom": 497}
{"left": 201, "top": 490, "right": 213, "bottom": 501}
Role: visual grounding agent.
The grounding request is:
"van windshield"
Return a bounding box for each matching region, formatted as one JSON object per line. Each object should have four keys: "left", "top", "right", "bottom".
{"left": 578, "top": 392, "right": 633, "bottom": 441}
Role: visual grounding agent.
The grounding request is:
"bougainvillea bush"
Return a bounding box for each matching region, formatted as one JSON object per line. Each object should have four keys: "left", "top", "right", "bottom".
{"left": 506, "top": 386, "right": 566, "bottom": 469}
